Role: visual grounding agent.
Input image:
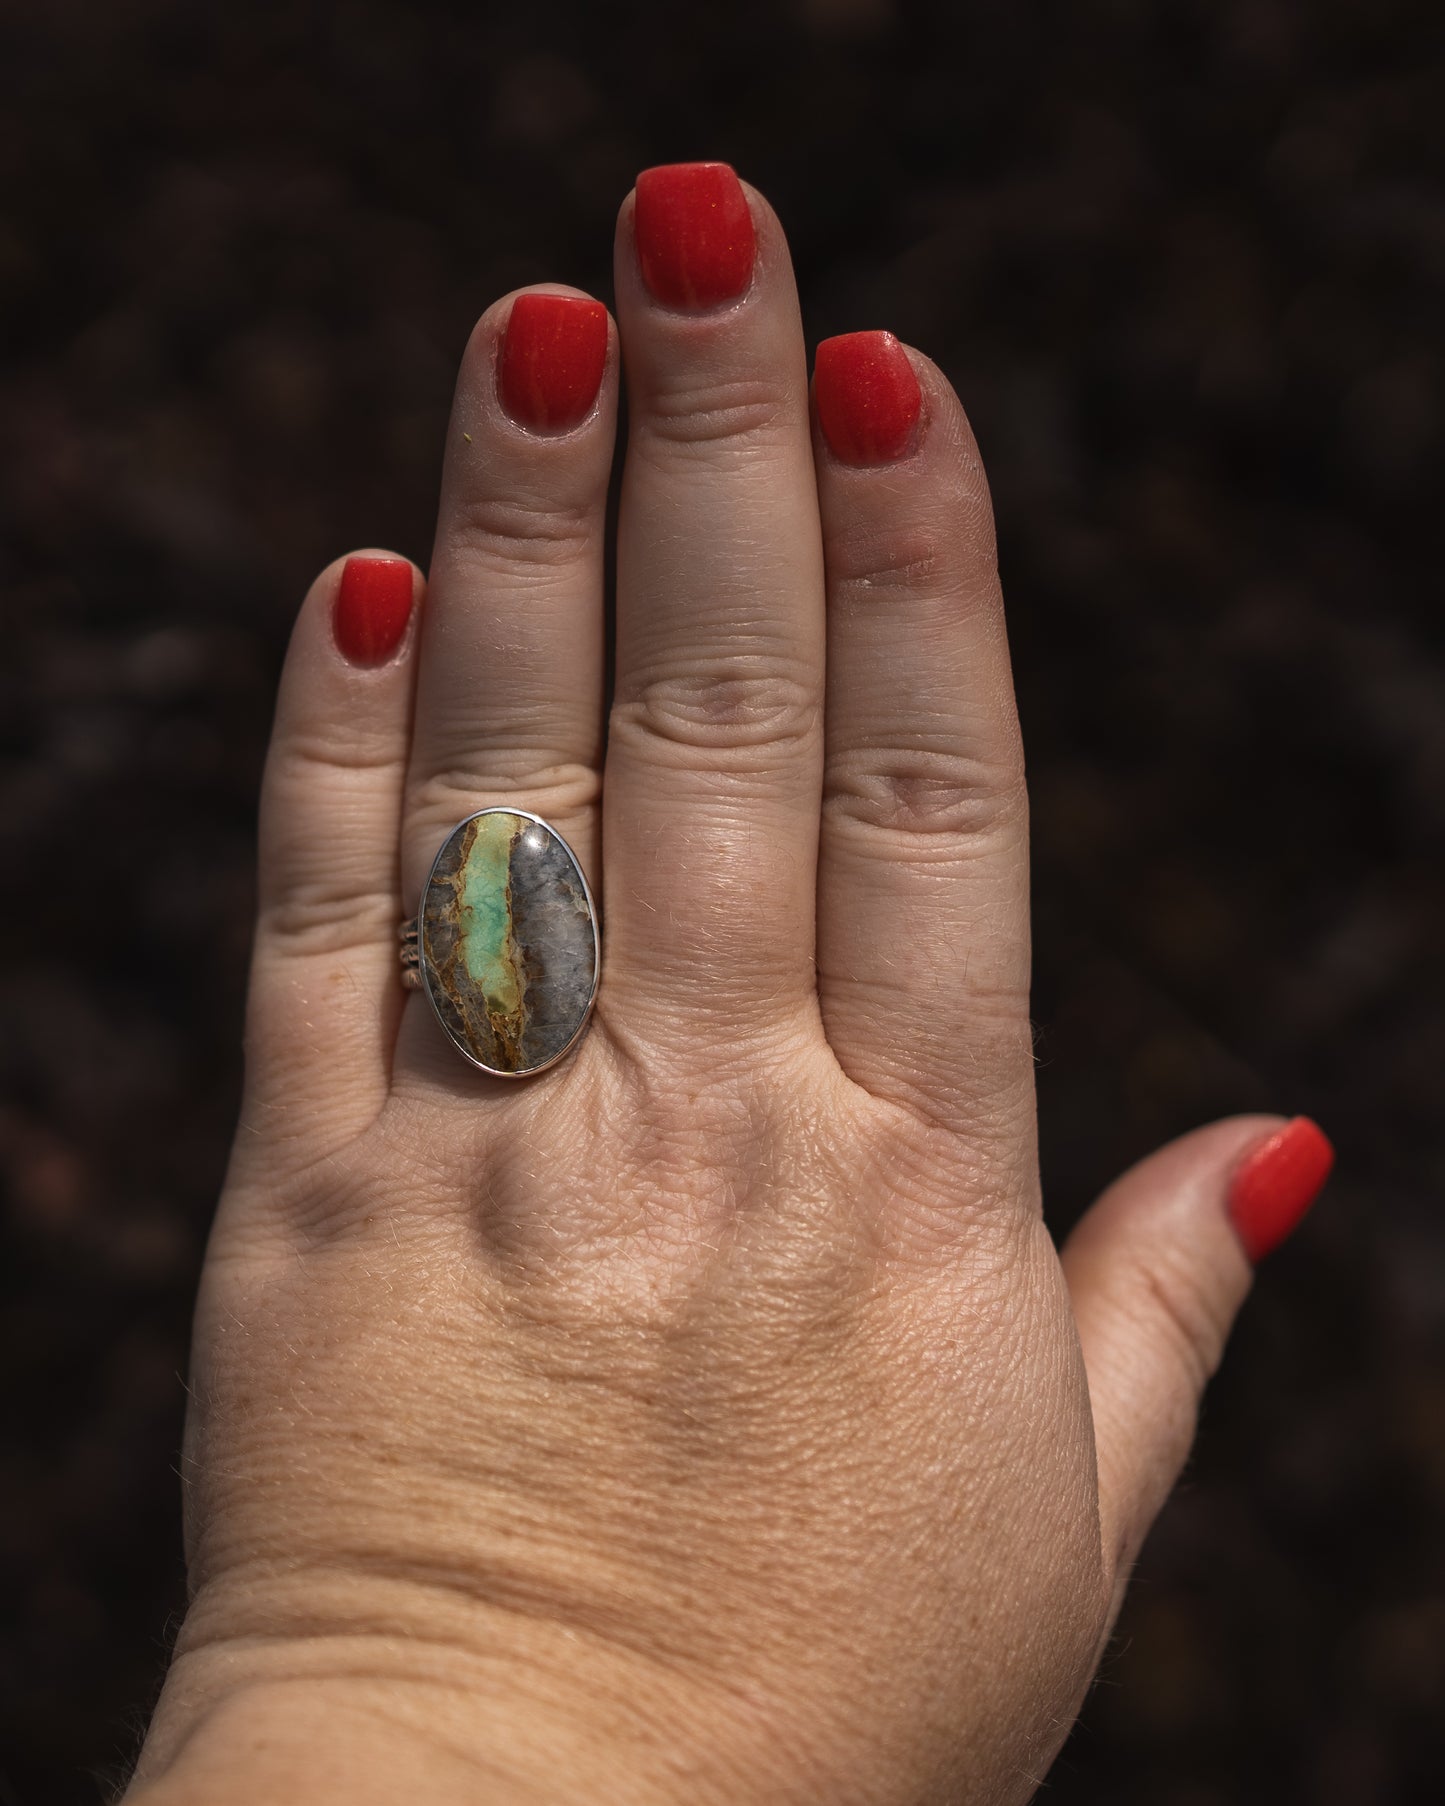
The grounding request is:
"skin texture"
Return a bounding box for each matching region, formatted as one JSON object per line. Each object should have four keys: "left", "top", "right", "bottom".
{"left": 122, "top": 176, "right": 1293, "bottom": 1805}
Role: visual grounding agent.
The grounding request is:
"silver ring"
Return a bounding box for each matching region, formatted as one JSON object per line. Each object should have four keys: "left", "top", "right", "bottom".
{"left": 401, "top": 809, "right": 598, "bottom": 1078}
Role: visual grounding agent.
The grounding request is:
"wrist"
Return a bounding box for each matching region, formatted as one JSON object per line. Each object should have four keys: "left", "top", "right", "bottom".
{"left": 124, "top": 1678, "right": 521, "bottom": 1806}
{"left": 123, "top": 1591, "right": 799, "bottom": 1806}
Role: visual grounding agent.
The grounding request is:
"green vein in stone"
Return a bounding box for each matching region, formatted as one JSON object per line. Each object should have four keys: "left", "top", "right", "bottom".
{"left": 457, "top": 815, "right": 523, "bottom": 1019}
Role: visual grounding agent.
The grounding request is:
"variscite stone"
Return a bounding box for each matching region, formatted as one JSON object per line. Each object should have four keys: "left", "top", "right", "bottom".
{"left": 419, "top": 811, "right": 598, "bottom": 1076}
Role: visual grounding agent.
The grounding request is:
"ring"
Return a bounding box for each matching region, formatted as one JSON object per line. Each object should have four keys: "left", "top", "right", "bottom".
{"left": 400, "top": 809, "right": 599, "bottom": 1078}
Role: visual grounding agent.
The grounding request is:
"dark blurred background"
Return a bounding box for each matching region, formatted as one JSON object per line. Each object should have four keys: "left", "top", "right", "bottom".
{"left": 1, "top": 0, "right": 1441, "bottom": 1800}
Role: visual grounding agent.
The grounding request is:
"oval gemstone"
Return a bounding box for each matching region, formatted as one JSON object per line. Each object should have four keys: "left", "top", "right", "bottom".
{"left": 418, "top": 811, "right": 598, "bottom": 1076}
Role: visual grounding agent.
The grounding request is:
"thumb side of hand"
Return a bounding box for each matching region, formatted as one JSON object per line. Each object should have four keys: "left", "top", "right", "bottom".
{"left": 1061, "top": 1113, "right": 1334, "bottom": 1625}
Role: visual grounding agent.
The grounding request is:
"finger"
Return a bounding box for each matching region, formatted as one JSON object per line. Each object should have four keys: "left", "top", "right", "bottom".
{"left": 244, "top": 551, "right": 420, "bottom": 1164}
{"left": 602, "top": 164, "right": 826, "bottom": 1044}
{"left": 401, "top": 286, "right": 616, "bottom": 904}
{"left": 1061, "top": 1114, "right": 1335, "bottom": 1616}
{"left": 812, "top": 333, "right": 1031, "bottom": 1133}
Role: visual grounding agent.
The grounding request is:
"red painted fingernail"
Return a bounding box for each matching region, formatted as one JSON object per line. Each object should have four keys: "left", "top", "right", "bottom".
{"left": 1227, "top": 1117, "right": 1335, "bottom": 1262}
{"left": 814, "top": 331, "right": 924, "bottom": 465}
{"left": 634, "top": 162, "right": 756, "bottom": 308}
{"left": 498, "top": 294, "right": 609, "bottom": 431}
{"left": 333, "top": 556, "right": 415, "bottom": 667}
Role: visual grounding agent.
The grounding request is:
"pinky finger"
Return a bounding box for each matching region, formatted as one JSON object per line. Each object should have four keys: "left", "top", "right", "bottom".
{"left": 239, "top": 551, "right": 420, "bottom": 1173}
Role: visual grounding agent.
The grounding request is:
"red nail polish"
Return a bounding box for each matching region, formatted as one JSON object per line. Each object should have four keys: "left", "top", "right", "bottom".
{"left": 1227, "top": 1117, "right": 1335, "bottom": 1262}
{"left": 333, "top": 556, "right": 414, "bottom": 667}
{"left": 634, "top": 162, "right": 756, "bottom": 308}
{"left": 498, "top": 294, "right": 609, "bottom": 431}
{"left": 814, "top": 332, "right": 923, "bottom": 465}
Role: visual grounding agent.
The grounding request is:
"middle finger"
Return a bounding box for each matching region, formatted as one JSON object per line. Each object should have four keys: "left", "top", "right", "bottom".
{"left": 604, "top": 165, "right": 826, "bottom": 1050}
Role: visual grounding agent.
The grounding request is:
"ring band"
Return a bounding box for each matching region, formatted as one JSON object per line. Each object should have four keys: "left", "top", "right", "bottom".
{"left": 401, "top": 809, "right": 599, "bottom": 1078}
{"left": 398, "top": 919, "right": 422, "bottom": 990}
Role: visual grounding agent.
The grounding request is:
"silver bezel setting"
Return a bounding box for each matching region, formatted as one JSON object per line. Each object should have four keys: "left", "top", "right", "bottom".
{"left": 404, "top": 808, "right": 600, "bottom": 1079}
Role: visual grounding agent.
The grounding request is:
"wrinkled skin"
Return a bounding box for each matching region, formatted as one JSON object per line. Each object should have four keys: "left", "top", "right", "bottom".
{"left": 127, "top": 175, "right": 1271, "bottom": 1805}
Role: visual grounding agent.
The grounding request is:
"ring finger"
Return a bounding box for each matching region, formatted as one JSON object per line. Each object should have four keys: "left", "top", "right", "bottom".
{"left": 399, "top": 284, "right": 617, "bottom": 909}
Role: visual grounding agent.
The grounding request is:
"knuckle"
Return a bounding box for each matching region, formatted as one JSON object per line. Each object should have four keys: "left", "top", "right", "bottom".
{"left": 271, "top": 730, "right": 406, "bottom": 788}
{"left": 825, "top": 498, "right": 999, "bottom": 605}
{"left": 637, "top": 374, "right": 795, "bottom": 453}
{"left": 825, "top": 749, "right": 1027, "bottom": 847}
{"left": 448, "top": 489, "right": 597, "bottom": 573}
{"left": 258, "top": 883, "right": 397, "bottom": 958}
{"left": 826, "top": 520, "right": 950, "bottom": 596}
{"left": 406, "top": 754, "right": 599, "bottom": 819}
{"left": 612, "top": 664, "right": 819, "bottom": 762}
{"left": 1132, "top": 1249, "right": 1232, "bottom": 1398}
{"left": 407, "top": 761, "right": 600, "bottom": 840}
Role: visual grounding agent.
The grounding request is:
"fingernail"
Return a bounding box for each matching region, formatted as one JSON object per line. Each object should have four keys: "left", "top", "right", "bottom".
{"left": 333, "top": 556, "right": 415, "bottom": 667}
{"left": 634, "top": 162, "right": 756, "bottom": 308}
{"left": 814, "top": 331, "right": 923, "bottom": 464}
{"left": 1227, "top": 1117, "right": 1335, "bottom": 1262}
{"left": 498, "top": 293, "right": 609, "bottom": 431}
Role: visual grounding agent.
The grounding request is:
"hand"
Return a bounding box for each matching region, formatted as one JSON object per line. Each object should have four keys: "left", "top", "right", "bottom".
{"left": 125, "top": 164, "right": 1332, "bottom": 1805}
